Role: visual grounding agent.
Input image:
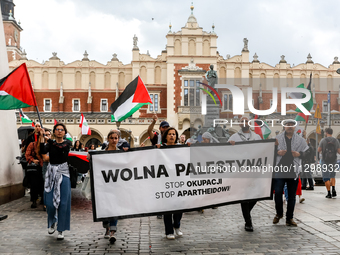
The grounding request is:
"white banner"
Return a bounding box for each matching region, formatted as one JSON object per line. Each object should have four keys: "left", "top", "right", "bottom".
{"left": 90, "top": 140, "right": 275, "bottom": 221}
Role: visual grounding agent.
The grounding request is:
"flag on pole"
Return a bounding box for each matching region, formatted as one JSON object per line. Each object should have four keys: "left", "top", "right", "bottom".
{"left": 0, "top": 63, "right": 37, "bottom": 110}
{"left": 65, "top": 133, "right": 73, "bottom": 142}
{"left": 79, "top": 113, "right": 91, "bottom": 135}
{"left": 18, "top": 108, "right": 33, "bottom": 124}
{"left": 54, "top": 119, "right": 58, "bottom": 125}
{"left": 314, "top": 104, "right": 321, "bottom": 119}
{"left": 110, "top": 76, "right": 152, "bottom": 122}
{"left": 289, "top": 73, "right": 313, "bottom": 122}
{"left": 254, "top": 115, "right": 271, "bottom": 139}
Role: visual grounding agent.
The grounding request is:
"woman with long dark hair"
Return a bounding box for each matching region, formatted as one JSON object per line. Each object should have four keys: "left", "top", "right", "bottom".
{"left": 40, "top": 123, "right": 72, "bottom": 241}
{"left": 158, "top": 127, "right": 184, "bottom": 240}
{"left": 25, "top": 123, "right": 44, "bottom": 208}
{"left": 72, "top": 140, "right": 83, "bottom": 151}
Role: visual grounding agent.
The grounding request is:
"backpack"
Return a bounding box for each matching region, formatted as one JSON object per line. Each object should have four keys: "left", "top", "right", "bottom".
{"left": 303, "top": 146, "right": 315, "bottom": 164}
{"left": 323, "top": 138, "right": 337, "bottom": 163}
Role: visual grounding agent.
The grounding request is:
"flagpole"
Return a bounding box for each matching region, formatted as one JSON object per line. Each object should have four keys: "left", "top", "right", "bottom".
{"left": 35, "top": 106, "right": 44, "bottom": 129}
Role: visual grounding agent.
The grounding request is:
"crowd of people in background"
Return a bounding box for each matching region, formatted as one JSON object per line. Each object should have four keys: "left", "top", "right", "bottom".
{"left": 13, "top": 114, "right": 339, "bottom": 243}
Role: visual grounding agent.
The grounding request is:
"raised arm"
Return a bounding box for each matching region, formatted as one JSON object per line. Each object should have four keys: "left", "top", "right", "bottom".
{"left": 147, "top": 114, "right": 158, "bottom": 140}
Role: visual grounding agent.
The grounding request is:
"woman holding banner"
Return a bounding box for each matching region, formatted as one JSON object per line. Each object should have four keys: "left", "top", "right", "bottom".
{"left": 157, "top": 127, "right": 184, "bottom": 240}
{"left": 40, "top": 123, "right": 72, "bottom": 241}
{"left": 102, "top": 130, "right": 121, "bottom": 244}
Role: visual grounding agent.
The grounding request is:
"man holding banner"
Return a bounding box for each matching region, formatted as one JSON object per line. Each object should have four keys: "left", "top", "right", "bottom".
{"left": 273, "top": 120, "right": 308, "bottom": 227}
{"left": 228, "top": 116, "right": 262, "bottom": 232}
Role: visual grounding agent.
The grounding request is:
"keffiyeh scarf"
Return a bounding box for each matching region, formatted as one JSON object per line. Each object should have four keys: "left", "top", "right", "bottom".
{"left": 276, "top": 131, "right": 309, "bottom": 178}
{"left": 44, "top": 162, "right": 70, "bottom": 209}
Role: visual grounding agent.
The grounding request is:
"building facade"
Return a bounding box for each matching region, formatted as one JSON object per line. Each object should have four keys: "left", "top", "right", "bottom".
{"left": 4, "top": 3, "right": 340, "bottom": 148}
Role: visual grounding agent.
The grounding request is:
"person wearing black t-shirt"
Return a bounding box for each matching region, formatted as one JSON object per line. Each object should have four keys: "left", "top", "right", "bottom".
{"left": 40, "top": 123, "right": 72, "bottom": 241}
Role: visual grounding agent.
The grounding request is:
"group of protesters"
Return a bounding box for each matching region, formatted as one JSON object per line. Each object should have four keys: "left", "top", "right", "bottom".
{"left": 16, "top": 113, "right": 339, "bottom": 244}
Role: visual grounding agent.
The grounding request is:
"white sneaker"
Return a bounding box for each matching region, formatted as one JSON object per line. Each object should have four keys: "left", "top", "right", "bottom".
{"left": 166, "top": 234, "right": 175, "bottom": 240}
{"left": 57, "top": 231, "right": 64, "bottom": 240}
{"left": 174, "top": 228, "right": 183, "bottom": 236}
{"left": 104, "top": 228, "right": 110, "bottom": 239}
{"left": 48, "top": 223, "right": 57, "bottom": 235}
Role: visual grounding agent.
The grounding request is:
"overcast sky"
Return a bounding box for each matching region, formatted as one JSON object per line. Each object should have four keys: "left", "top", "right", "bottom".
{"left": 12, "top": 0, "right": 340, "bottom": 67}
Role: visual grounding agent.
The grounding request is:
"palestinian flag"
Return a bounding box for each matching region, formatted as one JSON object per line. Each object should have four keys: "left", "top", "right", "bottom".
{"left": 110, "top": 76, "right": 152, "bottom": 122}
{"left": 289, "top": 73, "right": 313, "bottom": 122}
{"left": 68, "top": 151, "right": 89, "bottom": 174}
{"left": 254, "top": 115, "right": 271, "bottom": 139}
{"left": 19, "top": 108, "right": 33, "bottom": 124}
{"left": 0, "top": 63, "right": 37, "bottom": 110}
{"left": 65, "top": 133, "right": 73, "bottom": 142}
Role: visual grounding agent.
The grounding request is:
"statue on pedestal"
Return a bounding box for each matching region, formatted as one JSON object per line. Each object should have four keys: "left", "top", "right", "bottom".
{"left": 205, "top": 64, "right": 218, "bottom": 90}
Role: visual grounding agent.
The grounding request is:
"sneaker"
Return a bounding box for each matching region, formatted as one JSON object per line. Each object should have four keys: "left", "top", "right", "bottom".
{"left": 306, "top": 187, "right": 314, "bottom": 190}
{"left": 109, "top": 233, "right": 116, "bottom": 244}
{"left": 31, "top": 201, "right": 37, "bottom": 208}
{"left": 332, "top": 190, "right": 337, "bottom": 197}
{"left": 286, "top": 219, "right": 297, "bottom": 227}
{"left": 174, "top": 228, "right": 183, "bottom": 236}
{"left": 273, "top": 214, "right": 283, "bottom": 224}
{"left": 57, "top": 231, "right": 64, "bottom": 240}
{"left": 244, "top": 223, "right": 254, "bottom": 232}
{"left": 166, "top": 234, "right": 175, "bottom": 240}
{"left": 48, "top": 223, "right": 57, "bottom": 235}
{"left": 299, "top": 198, "right": 305, "bottom": 203}
{"left": 104, "top": 228, "right": 110, "bottom": 239}
{"left": 0, "top": 215, "right": 8, "bottom": 221}
{"left": 326, "top": 194, "right": 332, "bottom": 198}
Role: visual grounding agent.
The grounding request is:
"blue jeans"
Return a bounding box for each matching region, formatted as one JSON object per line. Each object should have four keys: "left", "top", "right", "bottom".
{"left": 44, "top": 176, "right": 71, "bottom": 232}
{"left": 274, "top": 178, "right": 299, "bottom": 220}
{"left": 103, "top": 219, "right": 118, "bottom": 231}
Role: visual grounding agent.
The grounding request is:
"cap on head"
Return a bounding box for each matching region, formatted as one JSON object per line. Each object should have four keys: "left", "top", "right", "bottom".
{"left": 159, "top": 121, "right": 169, "bottom": 128}
{"left": 284, "top": 119, "right": 296, "bottom": 125}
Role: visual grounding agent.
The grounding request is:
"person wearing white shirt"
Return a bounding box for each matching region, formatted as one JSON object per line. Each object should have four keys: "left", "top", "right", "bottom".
{"left": 228, "top": 116, "right": 261, "bottom": 232}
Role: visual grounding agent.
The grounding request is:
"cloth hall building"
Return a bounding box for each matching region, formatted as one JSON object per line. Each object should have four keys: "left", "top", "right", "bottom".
{"left": 3, "top": 2, "right": 340, "bottom": 148}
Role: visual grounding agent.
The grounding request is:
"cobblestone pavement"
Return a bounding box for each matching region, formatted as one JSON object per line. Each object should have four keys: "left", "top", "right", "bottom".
{"left": 1, "top": 183, "right": 340, "bottom": 255}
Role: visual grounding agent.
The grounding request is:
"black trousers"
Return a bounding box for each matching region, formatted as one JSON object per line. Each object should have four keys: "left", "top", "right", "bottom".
{"left": 27, "top": 169, "right": 44, "bottom": 203}
{"left": 163, "top": 213, "right": 182, "bottom": 235}
{"left": 241, "top": 201, "right": 257, "bottom": 225}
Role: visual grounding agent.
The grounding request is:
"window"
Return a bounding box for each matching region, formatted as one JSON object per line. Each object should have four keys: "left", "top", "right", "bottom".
{"left": 73, "top": 99, "right": 80, "bottom": 112}
{"left": 44, "top": 99, "right": 51, "bottom": 112}
{"left": 322, "top": 100, "right": 328, "bottom": 113}
{"left": 223, "top": 93, "right": 233, "bottom": 111}
{"left": 101, "top": 99, "right": 108, "bottom": 112}
{"left": 183, "top": 80, "right": 200, "bottom": 106}
{"left": 149, "top": 93, "right": 160, "bottom": 113}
